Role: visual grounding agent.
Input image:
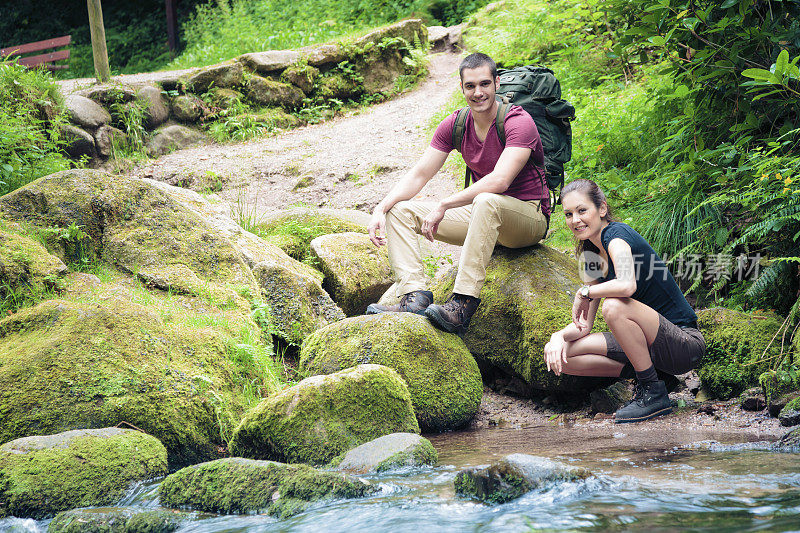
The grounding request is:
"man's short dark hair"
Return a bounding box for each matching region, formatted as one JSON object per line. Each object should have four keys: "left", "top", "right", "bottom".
{"left": 459, "top": 53, "right": 497, "bottom": 80}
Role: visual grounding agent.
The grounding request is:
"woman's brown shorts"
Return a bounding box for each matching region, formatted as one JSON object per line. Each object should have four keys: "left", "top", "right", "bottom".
{"left": 603, "top": 313, "right": 705, "bottom": 375}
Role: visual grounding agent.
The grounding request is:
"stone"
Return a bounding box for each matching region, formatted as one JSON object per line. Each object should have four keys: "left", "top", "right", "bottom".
{"left": 238, "top": 50, "right": 301, "bottom": 73}
{"left": 82, "top": 85, "right": 137, "bottom": 105}
{"left": 303, "top": 44, "right": 347, "bottom": 67}
{"left": 697, "top": 308, "right": 785, "bottom": 399}
{"left": 316, "top": 72, "right": 363, "bottom": 100}
{"left": 362, "top": 50, "right": 406, "bottom": 94}
{"left": 770, "top": 392, "right": 800, "bottom": 418}
{"left": 159, "top": 457, "right": 374, "bottom": 518}
{"left": 0, "top": 223, "right": 68, "bottom": 302}
{"left": 454, "top": 454, "right": 592, "bottom": 504}
{"left": 188, "top": 61, "right": 244, "bottom": 93}
{"left": 299, "top": 314, "right": 483, "bottom": 432}
{"left": 0, "top": 428, "right": 167, "bottom": 519}
{"left": 147, "top": 125, "right": 207, "bottom": 157}
{"left": 63, "top": 94, "right": 111, "bottom": 128}
{"left": 740, "top": 387, "right": 767, "bottom": 411}
{"left": 211, "top": 87, "right": 243, "bottom": 108}
{"left": 430, "top": 245, "right": 606, "bottom": 394}
{"left": 246, "top": 75, "right": 305, "bottom": 109}
{"left": 779, "top": 396, "right": 800, "bottom": 426}
{"left": 229, "top": 364, "right": 419, "bottom": 465}
{"left": 93, "top": 124, "right": 127, "bottom": 158}
{"left": 428, "top": 23, "right": 466, "bottom": 53}
{"left": 590, "top": 380, "right": 633, "bottom": 414}
{"left": 777, "top": 427, "right": 800, "bottom": 450}
{"left": 60, "top": 123, "right": 96, "bottom": 159}
{"left": 171, "top": 94, "right": 204, "bottom": 122}
{"left": 332, "top": 433, "right": 437, "bottom": 474}
{"left": 137, "top": 85, "right": 169, "bottom": 129}
{"left": 310, "top": 232, "right": 393, "bottom": 316}
{"left": 355, "top": 19, "right": 427, "bottom": 49}
{"left": 48, "top": 509, "right": 181, "bottom": 533}
{"left": 281, "top": 64, "right": 320, "bottom": 94}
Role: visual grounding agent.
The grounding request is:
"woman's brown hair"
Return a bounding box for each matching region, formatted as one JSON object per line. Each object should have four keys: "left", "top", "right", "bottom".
{"left": 561, "top": 178, "right": 614, "bottom": 257}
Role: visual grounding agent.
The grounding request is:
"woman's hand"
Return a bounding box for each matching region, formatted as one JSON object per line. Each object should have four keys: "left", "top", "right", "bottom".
{"left": 572, "top": 292, "right": 591, "bottom": 334}
{"left": 544, "top": 333, "right": 567, "bottom": 375}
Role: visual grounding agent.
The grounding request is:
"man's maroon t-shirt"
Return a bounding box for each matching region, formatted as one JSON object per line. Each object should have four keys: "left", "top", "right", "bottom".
{"left": 430, "top": 105, "right": 550, "bottom": 217}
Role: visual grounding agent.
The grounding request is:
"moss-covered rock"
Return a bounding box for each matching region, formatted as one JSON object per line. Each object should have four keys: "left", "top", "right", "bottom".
{"left": 332, "top": 432, "right": 437, "bottom": 474}
{"left": 281, "top": 64, "right": 319, "bottom": 95}
{"left": 170, "top": 95, "right": 204, "bottom": 123}
{"left": 454, "top": 454, "right": 592, "bottom": 504}
{"left": 310, "top": 232, "right": 392, "bottom": 316}
{"left": 229, "top": 364, "right": 418, "bottom": 465}
{"left": 589, "top": 381, "right": 633, "bottom": 414}
{"left": 299, "top": 314, "right": 482, "bottom": 431}
{"left": 48, "top": 508, "right": 181, "bottom": 533}
{"left": 147, "top": 125, "right": 207, "bottom": 157}
{"left": 238, "top": 50, "right": 301, "bottom": 74}
{"left": 210, "top": 88, "right": 243, "bottom": 109}
{"left": 264, "top": 233, "right": 305, "bottom": 259}
{"left": 187, "top": 61, "right": 244, "bottom": 93}
{"left": 777, "top": 427, "right": 800, "bottom": 451}
{"left": 431, "top": 245, "right": 606, "bottom": 393}
{"left": 137, "top": 86, "right": 169, "bottom": 129}
{"left": 0, "top": 428, "right": 167, "bottom": 519}
{"left": 0, "top": 277, "right": 275, "bottom": 466}
{"left": 246, "top": 76, "right": 305, "bottom": 109}
{"left": 779, "top": 397, "right": 800, "bottom": 426}
{"left": 316, "top": 72, "right": 363, "bottom": 100}
{"left": 697, "top": 308, "right": 785, "bottom": 399}
{"left": 0, "top": 170, "right": 258, "bottom": 297}
{"left": 159, "top": 457, "right": 373, "bottom": 518}
{"left": 0, "top": 223, "right": 67, "bottom": 306}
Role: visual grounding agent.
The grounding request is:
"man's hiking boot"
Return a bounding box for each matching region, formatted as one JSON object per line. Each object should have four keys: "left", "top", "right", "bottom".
{"left": 365, "top": 290, "right": 433, "bottom": 315}
{"left": 614, "top": 379, "right": 672, "bottom": 423}
{"left": 424, "top": 293, "right": 480, "bottom": 336}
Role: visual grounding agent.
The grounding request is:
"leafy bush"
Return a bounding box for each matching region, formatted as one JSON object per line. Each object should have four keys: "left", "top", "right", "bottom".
{"left": 0, "top": 60, "right": 74, "bottom": 196}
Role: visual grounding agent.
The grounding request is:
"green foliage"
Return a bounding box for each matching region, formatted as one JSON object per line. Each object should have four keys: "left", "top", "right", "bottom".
{"left": 0, "top": 60, "right": 74, "bottom": 196}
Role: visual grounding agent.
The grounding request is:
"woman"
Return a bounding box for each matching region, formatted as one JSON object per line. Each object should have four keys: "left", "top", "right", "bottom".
{"left": 544, "top": 179, "right": 705, "bottom": 423}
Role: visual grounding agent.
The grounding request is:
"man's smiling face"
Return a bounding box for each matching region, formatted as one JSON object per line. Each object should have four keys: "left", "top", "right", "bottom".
{"left": 460, "top": 65, "right": 498, "bottom": 114}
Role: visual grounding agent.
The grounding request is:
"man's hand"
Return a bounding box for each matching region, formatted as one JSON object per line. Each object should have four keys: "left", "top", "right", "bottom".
{"left": 572, "top": 292, "right": 591, "bottom": 334}
{"left": 421, "top": 203, "right": 446, "bottom": 242}
{"left": 544, "top": 332, "right": 568, "bottom": 375}
{"left": 368, "top": 210, "right": 387, "bottom": 246}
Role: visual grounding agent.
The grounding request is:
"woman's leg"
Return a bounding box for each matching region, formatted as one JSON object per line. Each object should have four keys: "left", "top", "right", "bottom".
{"left": 600, "top": 297, "right": 660, "bottom": 372}
{"left": 558, "top": 332, "right": 626, "bottom": 377}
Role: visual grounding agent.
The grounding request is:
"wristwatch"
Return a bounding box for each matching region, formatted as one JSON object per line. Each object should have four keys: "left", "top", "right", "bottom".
{"left": 578, "top": 285, "right": 593, "bottom": 300}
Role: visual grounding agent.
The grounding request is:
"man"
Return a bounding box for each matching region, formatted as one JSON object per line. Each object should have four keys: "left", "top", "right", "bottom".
{"left": 365, "top": 53, "right": 550, "bottom": 335}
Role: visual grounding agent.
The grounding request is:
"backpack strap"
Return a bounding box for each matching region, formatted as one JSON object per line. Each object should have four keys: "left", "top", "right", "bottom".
{"left": 452, "top": 107, "right": 473, "bottom": 189}
{"left": 495, "top": 101, "right": 512, "bottom": 146}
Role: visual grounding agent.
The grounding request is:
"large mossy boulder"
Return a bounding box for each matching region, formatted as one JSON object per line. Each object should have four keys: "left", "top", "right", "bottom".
{"left": 310, "top": 232, "right": 392, "bottom": 316}
{"left": 229, "top": 364, "right": 419, "bottom": 465}
{"left": 0, "top": 170, "right": 258, "bottom": 296}
{"left": 431, "top": 245, "right": 605, "bottom": 393}
{"left": 697, "top": 308, "right": 785, "bottom": 399}
{"left": 187, "top": 61, "right": 244, "bottom": 93}
{"left": 332, "top": 433, "right": 437, "bottom": 474}
{"left": 0, "top": 278, "right": 273, "bottom": 467}
{"left": 0, "top": 222, "right": 67, "bottom": 303}
{"left": 159, "top": 457, "right": 373, "bottom": 518}
{"left": 454, "top": 454, "right": 592, "bottom": 504}
{"left": 0, "top": 428, "right": 167, "bottom": 519}
{"left": 299, "top": 314, "right": 483, "bottom": 431}
{"left": 246, "top": 76, "right": 304, "bottom": 109}
{"left": 49, "top": 508, "right": 181, "bottom": 533}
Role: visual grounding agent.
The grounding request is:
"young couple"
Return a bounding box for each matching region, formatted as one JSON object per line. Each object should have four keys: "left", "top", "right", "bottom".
{"left": 365, "top": 53, "right": 705, "bottom": 423}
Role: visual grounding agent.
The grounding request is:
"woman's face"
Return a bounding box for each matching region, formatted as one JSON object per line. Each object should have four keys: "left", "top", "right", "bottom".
{"left": 562, "top": 190, "right": 608, "bottom": 240}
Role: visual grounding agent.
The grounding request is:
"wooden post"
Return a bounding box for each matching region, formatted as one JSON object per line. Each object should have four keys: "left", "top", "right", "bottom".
{"left": 87, "top": 0, "right": 111, "bottom": 82}
{"left": 165, "top": 0, "right": 178, "bottom": 56}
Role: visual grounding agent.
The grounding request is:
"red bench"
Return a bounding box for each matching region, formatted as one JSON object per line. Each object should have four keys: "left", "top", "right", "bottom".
{"left": 1, "top": 35, "right": 71, "bottom": 70}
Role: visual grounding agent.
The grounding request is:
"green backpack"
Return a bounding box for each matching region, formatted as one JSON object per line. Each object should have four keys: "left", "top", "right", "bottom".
{"left": 451, "top": 65, "right": 575, "bottom": 205}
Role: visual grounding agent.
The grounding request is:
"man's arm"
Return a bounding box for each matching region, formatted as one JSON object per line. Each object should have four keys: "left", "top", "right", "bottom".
{"left": 368, "top": 147, "right": 449, "bottom": 246}
{"left": 420, "top": 146, "right": 531, "bottom": 241}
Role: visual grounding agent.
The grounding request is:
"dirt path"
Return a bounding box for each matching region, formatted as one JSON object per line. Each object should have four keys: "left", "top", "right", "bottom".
{"left": 138, "top": 52, "right": 463, "bottom": 214}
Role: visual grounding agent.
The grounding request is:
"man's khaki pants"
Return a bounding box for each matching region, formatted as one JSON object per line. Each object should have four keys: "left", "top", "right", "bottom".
{"left": 385, "top": 192, "right": 549, "bottom": 298}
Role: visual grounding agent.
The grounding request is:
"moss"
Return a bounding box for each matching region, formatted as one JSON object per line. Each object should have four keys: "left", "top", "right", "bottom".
{"left": 281, "top": 64, "right": 319, "bottom": 94}
{"left": 0, "top": 278, "right": 278, "bottom": 467}
{"left": 253, "top": 212, "right": 365, "bottom": 264}
{"left": 0, "top": 428, "right": 167, "bottom": 519}
{"left": 299, "top": 314, "right": 482, "bottom": 432}
{"left": 310, "top": 232, "right": 393, "bottom": 316}
{"left": 315, "top": 72, "right": 364, "bottom": 100}
{"left": 229, "top": 365, "right": 419, "bottom": 465}
{"left": 375, "top": 438, "right": 437, "bottom": 473}
{"left": 48, "top": 509, "right": 180, "bottom": 533}
{"left": 431, "top": 245, "right": 607, "bottom": 394}
{"left": 697, "top": 308, "right": 785, "bottom": 399}
{"left": 158, "top": 457, "right": 374, "bottom": 518}
{"left": 263, "top": 233, "right": 306, "bottom": 260}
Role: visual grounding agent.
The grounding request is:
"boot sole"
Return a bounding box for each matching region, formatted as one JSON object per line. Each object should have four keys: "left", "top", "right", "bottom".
{"left": 365, "top": 305, "right": 427, "bottom": 316}
{"left": 613, "top": 406, "right": 672, "bottom": 424}
{"left": 424, "top": 307, "right": 466, "bottom": 336}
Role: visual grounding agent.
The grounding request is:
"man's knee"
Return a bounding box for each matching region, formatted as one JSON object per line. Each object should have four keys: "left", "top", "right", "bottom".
{"left": 386, "top": 201, "right": 414, "bottom": 224}
{"left": 602, "top": 298, "right": 627, "bottom": 323}
{"left": 471, "top": 192, "right": 501, "bottom": 217}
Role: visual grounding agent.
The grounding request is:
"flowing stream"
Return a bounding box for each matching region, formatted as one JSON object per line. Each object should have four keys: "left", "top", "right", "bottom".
{"left": 5, "top": 425, "right": 800, "bottom": 532}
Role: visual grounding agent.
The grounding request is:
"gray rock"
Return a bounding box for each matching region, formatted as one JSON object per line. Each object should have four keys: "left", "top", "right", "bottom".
{"left": 454, "top": 454, "right": 592, "bottom": 503}
{"left": 770, "top": 391, "right": 800, "bottom": 418}
{"left": 147, "top": 125, "right": 207, "bottom": 157}
{"left": 137, "top": 85, "right": 169, "bottom": 129}
{"left": 81, "top": 84, "right": 137, "bottom": 105}
{"left": 310, "top": 232, "right": 393, "bottom": 316}
{"left": 188, "top": 61, "right": 244, "bottom": 93}
{"left": 362, "top": 50, "right": 406, "bottom": 94}
{"left": 777, "top": 427, "right": 800, "bottom": 450}
{"left": 93, "top": 124, "right": 126, "bottom": 158}
{"left": 334, "top": 433, "right": 437, "bottom": 474}
{"left": 740, "top": 386, "right": 767, "bottom": 411}
{"left": 64, "top": 94, "right": 111, "bottom": 128}
{"left": 247, "top": 75, "right": 305, "bottom": 108}
{"left": 171, "top": 94, "right": 204, "bottom": 122}
{"left": 238, "top": 50, "right": 301, "bottom": 73}
{"left": 159, "top": 457, "right": 374, "bottom": 518}
{"left": 355, "top": 19, "right": 427, "bottom": 49}
{"left": 48, "top": 508, "right": 181, "bottom": 533}
{"left": 590, "top": 381, "right": 633, "bottom": 414}
{"left": 428, "top": 23, "right": 466, "bottom": 53}
{"left": 303, "top": 43, "right": 347, "bottom": 67}
{"left": 0, "top": 428, "right": 167, "bottom": 519}
{"left": 780, "top": 408, "right": 800, "bottom": 427}
{"left": 228, "top": 365, "right": 419, "bottom": 465}
{"left": 60, "top": 123, "right": 96, "bottom": 159}
{"left": 211, "top": 87, "right": 243, "bottom": 108}
{"left": 281, "top": 64, "right": 319, "bottom": 95}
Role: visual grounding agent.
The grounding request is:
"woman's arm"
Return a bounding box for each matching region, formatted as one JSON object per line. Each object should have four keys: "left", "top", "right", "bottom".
{"left": 544, "top": 282, "right": 601, "bottom": 373}
{"left": 580, "top": 238, "right": 637, "bottom": 299}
